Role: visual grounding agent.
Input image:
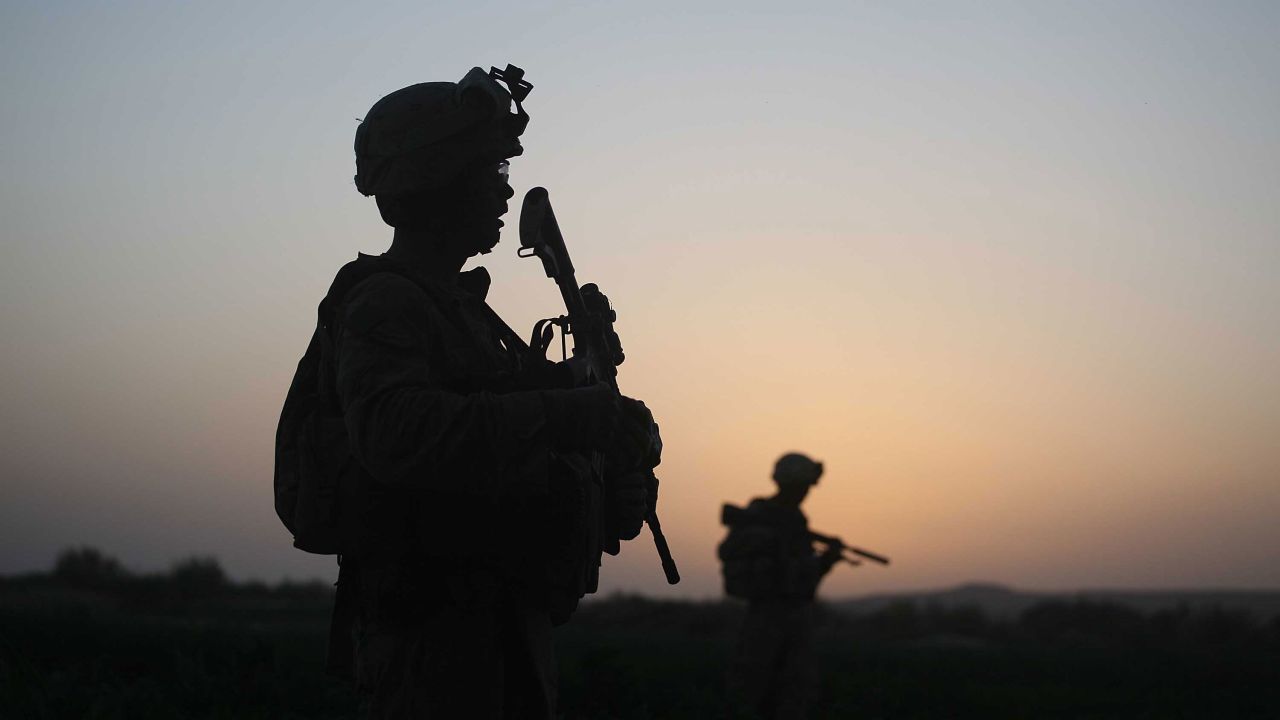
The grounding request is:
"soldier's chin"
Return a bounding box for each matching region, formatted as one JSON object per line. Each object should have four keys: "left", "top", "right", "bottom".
{"left": 463, "top": 226, "right": 502, "bottom": 257}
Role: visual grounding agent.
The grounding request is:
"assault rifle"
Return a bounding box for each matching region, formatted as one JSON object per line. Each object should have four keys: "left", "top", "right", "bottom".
{"left": 720, "top": 503, "right": 890, "bottom": 568}
{"left": 808, "top": 530, "right": 891, "bottom": 567}
{"left": 518, "top": 187, "right": 680, "bottom": 585}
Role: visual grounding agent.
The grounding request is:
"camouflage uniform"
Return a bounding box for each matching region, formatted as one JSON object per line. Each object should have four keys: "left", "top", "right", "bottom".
{"left": 323, "top": 256, "right": 588, "bottom": 719}
{"left": 720, "top": 497, "right": 830, "bottom": 720}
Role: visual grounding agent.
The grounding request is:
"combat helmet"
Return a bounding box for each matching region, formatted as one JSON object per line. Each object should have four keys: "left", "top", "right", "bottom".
{"left": 772, "top": 452, "right": 824, "bottom": 487}
{"left": 353, "top": 64, "right": 532, "bottom": 198}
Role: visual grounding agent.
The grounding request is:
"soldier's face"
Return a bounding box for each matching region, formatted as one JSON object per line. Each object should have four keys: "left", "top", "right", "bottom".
{"left": 444, "top": 158, "right": 514, "bottom": 256}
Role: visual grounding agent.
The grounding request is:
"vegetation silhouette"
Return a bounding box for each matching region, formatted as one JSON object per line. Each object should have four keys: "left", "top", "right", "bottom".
{"left": 3, "top": 548, "right": 1278, "bottom": 718}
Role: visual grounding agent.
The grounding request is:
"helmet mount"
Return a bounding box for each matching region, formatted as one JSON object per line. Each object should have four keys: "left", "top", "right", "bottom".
{"left": 488, "top": 64, "right": 532, "bottom": 142}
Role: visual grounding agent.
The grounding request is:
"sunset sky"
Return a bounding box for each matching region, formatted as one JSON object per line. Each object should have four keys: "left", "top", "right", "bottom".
{"left": 2, "top": 1, "right": 1277, "bottom": 599}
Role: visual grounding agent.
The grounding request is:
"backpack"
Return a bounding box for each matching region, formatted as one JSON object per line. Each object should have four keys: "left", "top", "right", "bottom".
{"left": 275, "top": 255, "right": 503, "bottom": 555}
{"left": 274, "top": 256, "right": 403, "bottom": 555}
{"left": 718, "top": 500, "right": 821, "bottom": 601}
{"left": 718, "top": 516, "right": 781, "bottom": 600}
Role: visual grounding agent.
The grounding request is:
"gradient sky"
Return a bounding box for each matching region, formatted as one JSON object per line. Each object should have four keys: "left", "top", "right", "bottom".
{"left": 2, "top": 1, "right": 1277, "bottom": 599}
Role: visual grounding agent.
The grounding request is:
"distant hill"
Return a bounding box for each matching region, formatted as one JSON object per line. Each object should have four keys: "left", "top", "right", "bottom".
{"left": 832, "top": 582, "right": 1280, "bottom": 620}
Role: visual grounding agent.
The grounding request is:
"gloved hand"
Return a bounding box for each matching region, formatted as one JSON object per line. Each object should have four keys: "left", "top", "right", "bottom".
{"left": 541, "top": 383, "right": 622, "bottom": 452}
{"left": 818, "top": 541, "right": 844, "bottom": 574}
{"left": 602, "top": 398, "right": 661, "bottom": 548}
{"left": 605, "top": 467, "right": 650, "bottom": 543}
{"left": 609, "top": 398, "right": 662, "bottom": 471}
{"left": 558, "top": 355, "right": 593, "bottom": 388}
{"left": 518, "top": 354, "right": 592, "bottom": 391}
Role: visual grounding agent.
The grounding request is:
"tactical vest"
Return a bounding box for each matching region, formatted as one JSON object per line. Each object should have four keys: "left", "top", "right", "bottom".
{"left": 275, "top": 254, "right": 595, "bottom": 621}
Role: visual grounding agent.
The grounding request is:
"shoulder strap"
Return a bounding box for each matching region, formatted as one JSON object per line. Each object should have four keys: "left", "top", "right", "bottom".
{"left": 455, "top": 265, "right": 530, "bottom": 357}
{"left": 478, "top": 303, "right": 529, "bottom": 355}
{"left": 314, "top": 254, "right": 534, "bottom": 396}
{"left": 312, "top": 255, "right": 449, "bottom": 412}
{"left": 317, "top": 254, "right": 452, "bottom": 332}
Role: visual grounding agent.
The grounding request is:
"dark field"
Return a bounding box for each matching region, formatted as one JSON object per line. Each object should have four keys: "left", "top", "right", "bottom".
{"left": 3, "top": 552, "right": 1278, "bottom": 719}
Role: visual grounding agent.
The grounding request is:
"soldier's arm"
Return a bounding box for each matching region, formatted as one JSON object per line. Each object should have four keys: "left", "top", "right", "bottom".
{"left": 816, "top": 544, "right": 843, "bottom": 577}
{"left": 334, "top": 273, "right": 552, "bottom": 499}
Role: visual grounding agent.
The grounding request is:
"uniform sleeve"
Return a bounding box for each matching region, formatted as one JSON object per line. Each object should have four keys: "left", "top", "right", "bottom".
{"left": 334, "top": 273, "right": 550, "bottom": 498}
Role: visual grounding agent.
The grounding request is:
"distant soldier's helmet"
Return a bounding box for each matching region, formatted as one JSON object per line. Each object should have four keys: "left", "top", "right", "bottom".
{"left": 772, "top": 452, "right": 824, "bottom": 486}
{"left": 353, "top": 64, "right": 532, "bottom": 197}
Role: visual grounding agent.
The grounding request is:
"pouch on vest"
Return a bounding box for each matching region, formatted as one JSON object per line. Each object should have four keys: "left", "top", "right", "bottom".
{"left": 276, "top": 326, "right": 361, "bottom": 555}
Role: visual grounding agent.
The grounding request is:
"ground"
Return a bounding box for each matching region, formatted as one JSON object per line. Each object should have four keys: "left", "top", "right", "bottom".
{"left": 2, "top": 572, "right": 1278, "bottom": 718}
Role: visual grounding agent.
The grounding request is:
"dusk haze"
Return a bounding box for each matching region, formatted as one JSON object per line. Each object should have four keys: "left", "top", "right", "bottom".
{"left": 3, "top": 0, "right": 1278, "bottom": 605}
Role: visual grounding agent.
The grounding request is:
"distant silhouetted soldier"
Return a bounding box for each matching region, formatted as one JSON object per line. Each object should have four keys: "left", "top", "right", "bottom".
{"left": 718, "top": 453, "right": 841, "bottom": 720}
{"left": 275, "top": 64, "right": 659, "bottom": 719}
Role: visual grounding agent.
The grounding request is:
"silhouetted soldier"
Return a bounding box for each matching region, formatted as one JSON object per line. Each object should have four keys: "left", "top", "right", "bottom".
{"left": 275, "top": 65, "right": 659, "bottom": 718}
{"left": 718, "top": 453, "right": 841, "bottom": 720}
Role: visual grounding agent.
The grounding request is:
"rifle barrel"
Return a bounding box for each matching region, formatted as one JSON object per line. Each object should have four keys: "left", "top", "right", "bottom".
{"left": 848, "top": 547, "right": 891, "bottom": 566}
{"left": 810, "top": 531, "right": 891, "bottom": 566}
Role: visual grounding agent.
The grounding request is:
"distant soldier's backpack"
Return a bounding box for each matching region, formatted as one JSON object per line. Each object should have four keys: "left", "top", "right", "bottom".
{"left": 717, "top": 502, "right": 784, "bottom": 600}
{"left": 718, "top": 501, "right": 822, "bottom": 601}
{"left": 718, "top": 529, "right": 779, "bottom": 600}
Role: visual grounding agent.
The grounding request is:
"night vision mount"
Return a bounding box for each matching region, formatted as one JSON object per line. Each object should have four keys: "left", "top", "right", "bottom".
{"left": 490, "top": 64, "right": 533, "bottom": 104}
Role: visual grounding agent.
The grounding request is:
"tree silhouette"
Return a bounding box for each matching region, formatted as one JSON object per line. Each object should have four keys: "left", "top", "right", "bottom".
{"left": 52, "top": 546, "right": 129, "bottom": 589}
{"left": 169, "top": 556, "right": 228, "bottom": 597}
